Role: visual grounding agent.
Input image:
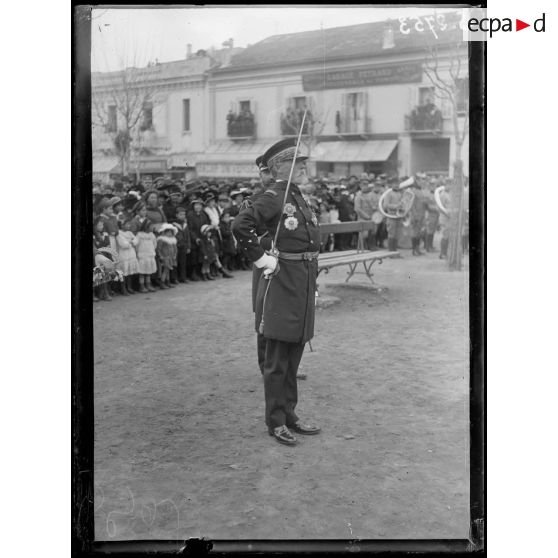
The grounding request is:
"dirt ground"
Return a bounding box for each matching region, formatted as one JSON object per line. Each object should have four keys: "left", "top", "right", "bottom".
{"left": 93, "top": 244, "right": 470, "bottom": 541}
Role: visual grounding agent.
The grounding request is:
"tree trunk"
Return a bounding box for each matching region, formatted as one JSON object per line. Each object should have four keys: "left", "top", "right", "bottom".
{"left": 447, "top": 156, "right": 464, "bottom": 271}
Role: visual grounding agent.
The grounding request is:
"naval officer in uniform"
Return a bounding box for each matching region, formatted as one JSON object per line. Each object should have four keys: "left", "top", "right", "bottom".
{"left": 232, "top": 138, "right": 321, "bottom": 446}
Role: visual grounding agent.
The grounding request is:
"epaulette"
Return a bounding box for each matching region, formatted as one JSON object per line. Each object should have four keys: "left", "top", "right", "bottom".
{"left": 264, "top": 189, "right": 278, "bottom": 196}
{"left": 239, "top": 199, "right": 254, "bottom": 211}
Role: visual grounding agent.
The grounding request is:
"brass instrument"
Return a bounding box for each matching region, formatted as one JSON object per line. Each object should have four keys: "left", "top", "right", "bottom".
{"left": 378, "top": 183, "right": 416, "bottom": 225}
{"left": 434, "top": 185, "right": 450, "bottom": 217}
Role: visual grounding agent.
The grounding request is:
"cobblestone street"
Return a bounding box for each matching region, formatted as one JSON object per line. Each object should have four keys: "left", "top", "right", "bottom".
{"left": 94, "top": 248, "right": 470, "bottom": 540}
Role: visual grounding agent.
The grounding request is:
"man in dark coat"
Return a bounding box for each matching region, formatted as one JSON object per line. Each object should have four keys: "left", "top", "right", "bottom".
{"left": 232, "top": 138, "right": 321, "bottom": 446}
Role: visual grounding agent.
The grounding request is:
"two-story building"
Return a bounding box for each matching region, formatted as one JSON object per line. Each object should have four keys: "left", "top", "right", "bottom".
{"left": 91, "top": 45, "right": 242, "bottom": 185}
{"left": 92, "top": 13, "right": 469, "bottom": 184}
{"left": 199, "top": 12, "right": 468, "bottom": 180}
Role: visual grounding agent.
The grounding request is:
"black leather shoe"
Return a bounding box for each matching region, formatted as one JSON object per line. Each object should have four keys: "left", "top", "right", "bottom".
{"left": 268, "top": 425, "right": 297, "bottom": 445}
{"left": 287, "top": 421, "right": 321, "bottom": 435}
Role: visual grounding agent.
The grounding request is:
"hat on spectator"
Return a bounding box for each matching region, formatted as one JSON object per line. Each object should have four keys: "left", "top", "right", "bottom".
{"left": 261, "top": 137, "right": 308, "bottom": 170}
{"left": 175, "top": 206, "right": 187, "bottom": 214}
{"left": 190, "top": 197, "right": 204, "bottom": 206}
{"left": 168, "top": 184, "right": 182, "bottom": 195}
{"left": 204, "top": 193, "right": 216, "bottom": 202}
{"left": 97, "top": 198, "right": 111, "bottom": 211}
{"left": 108, "top": 196, "right": 122, "bottom": 207}
{"left": 200, "top": 224, "right": 212, "bottom": 235}
{"left": 230, "top": 190, "right": 242, "bottom": 198}
{"left": 123, "top": 194, "right": 139, "bottom": 211}
{"left": 159, "top": 223, "right": 177, "bottom": 235}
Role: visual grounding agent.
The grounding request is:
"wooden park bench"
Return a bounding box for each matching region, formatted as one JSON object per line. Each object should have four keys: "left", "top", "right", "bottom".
{"left": 317, "top": 221, "right": 400, "bottom": 285}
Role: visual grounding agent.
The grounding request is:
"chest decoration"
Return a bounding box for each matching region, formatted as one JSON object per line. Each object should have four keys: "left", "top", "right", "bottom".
{"left": 284, "top": 215, "right": 299, "bottom": 231}
{"left": 311, "top": 213, "right": 318, "bottom": 226}
{"left": 283, "top": 203, "right": 296, "bottom": 217}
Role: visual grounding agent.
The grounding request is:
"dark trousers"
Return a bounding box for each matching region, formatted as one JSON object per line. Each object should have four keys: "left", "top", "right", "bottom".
{"left": 263, "top": 338, "right": 305, "bottom": 429}
{"left": 257, "top": 332, "right": 266, "bottom": 375}
{"left": 176, "top": 246, "right": 188, "bottom": 282}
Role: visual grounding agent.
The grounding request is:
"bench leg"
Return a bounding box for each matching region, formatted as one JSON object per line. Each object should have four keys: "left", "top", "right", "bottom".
{"left": 345, "top": 262, "right": 358, "bottom": 283}
{"left": 363, "top": 260, "right": 376, "bottom": 284}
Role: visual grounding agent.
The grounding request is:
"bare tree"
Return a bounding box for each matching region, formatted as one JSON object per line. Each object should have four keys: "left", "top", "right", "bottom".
{"left": 422, "top": 39, "right": 469, "bottom": 271}
{"left": 92, "top": 66, "right": 160, "bottom": 180}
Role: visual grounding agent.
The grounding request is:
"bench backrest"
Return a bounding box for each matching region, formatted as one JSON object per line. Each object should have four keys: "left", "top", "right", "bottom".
{"left": 319, "top": 220, "right": 379, "bottom": 252}
{"left": 319, "top": 220, "right": 377, "bottom": 235}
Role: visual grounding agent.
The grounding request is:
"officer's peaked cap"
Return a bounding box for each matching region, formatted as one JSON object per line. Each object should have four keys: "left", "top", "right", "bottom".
{"left": 261, "top": 138, "right": 308, "bottom": 169}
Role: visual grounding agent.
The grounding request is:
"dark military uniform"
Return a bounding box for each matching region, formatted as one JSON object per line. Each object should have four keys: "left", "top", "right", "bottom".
{"left": 408, "top": 185, "right": 429, "bottom": 255}
{"left": 232, "top": 179, "right": 320, "bottom": 429}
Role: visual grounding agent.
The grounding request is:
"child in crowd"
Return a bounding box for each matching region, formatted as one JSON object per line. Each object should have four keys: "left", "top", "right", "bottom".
{"left": 219, "top": 210, "right": 236, "bottom": 271}
{"left": 99, "top": 197, "right": 120, "bottom": 252}
{"left": 129, "top": 201, "right": 147, "bottom": 234}
{"left": 156, "top": 224, "right": 178, "bottom": 289}
{"left": 135, "top": 219, "right": 157, "bottom": 293}
{"left": 199, "top": 224, "right": 217, "bottom": 281}
{"left": 172, "top": 206, "right": 191, "bottom": 284}
{"left": 116, "top": 220, "right": 140, "bottom": 295}
{"left": 93, "top": 216, "right": 113, "bottom": 301}
{"left": 199, "top": 224, "right": 233, "bottom": 280}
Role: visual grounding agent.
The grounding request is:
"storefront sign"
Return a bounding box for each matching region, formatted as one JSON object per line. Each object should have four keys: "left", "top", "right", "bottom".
{"left": 197, "top": 162, "right": 258, "bottom": 178}
{"left": 302, "top": 63, "right": 422, "bottom": 91}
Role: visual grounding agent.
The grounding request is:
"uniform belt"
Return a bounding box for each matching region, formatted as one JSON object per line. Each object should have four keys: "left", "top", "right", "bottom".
{"left": 278, "top": 251, "right": 319, "bottom": 261}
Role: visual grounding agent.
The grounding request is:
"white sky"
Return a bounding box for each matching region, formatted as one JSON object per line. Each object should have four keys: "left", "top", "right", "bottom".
{"left": 91, "top": 5, "right": 462, "bottom": 72}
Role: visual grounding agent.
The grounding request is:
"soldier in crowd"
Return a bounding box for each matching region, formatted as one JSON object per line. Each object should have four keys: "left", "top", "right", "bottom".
{"left": 406, "top": 173, "right": 429, "bottom": 256}
{"left": 353, "top": 181, "right": 377, "bottom": 250}
{"left": 232, "top": 138, "right": 321, "bottom": 446}
{"left": 384, "top": 177, "right": 404, "bottom": 252}
{"left": 372, "top": 178, "right": 387, "bottom": 248}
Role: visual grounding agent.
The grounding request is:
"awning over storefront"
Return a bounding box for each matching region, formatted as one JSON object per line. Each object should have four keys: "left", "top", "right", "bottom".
{"left": 313, "top": 140, "right": 398, "bottom": 163}
{"left": 196, "top": 140, "right": 281, "bottom": 177}
{"left": 93, "top": 156, "right": 120, "bottom": 174}
{"left": 167, "top": 152, "right": 202, "bottom": 168}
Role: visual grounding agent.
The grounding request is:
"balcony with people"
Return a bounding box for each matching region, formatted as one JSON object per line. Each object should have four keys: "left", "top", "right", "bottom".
{"left": 226, "top": 107, "right": 256, "bottom": 139}
{"left": 280, "top": 105, "right": 313, "bottom": 136}
{"left": 405, "top": 97, "right": 444, "bottom": 134}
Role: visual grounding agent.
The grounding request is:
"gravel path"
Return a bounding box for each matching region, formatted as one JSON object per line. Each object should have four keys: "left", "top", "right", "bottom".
{"left": 94, "top": 248, "right": 470, "bottom": 540}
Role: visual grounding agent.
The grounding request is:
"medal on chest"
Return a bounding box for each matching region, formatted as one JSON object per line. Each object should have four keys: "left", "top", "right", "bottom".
{"left": 283, "top": 203, "right": 296, "bottom": 216}
{"left": 284, "top": 215, "right": 299, "bottom": 231}
{"left": 283, "top": 202, "right": 298, "bottom": 230}
{"left": 311, "top": 213, "right": 318, "bottom": 226}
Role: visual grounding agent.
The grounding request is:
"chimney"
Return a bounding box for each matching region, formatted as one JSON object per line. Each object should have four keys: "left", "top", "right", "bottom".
{"left": 186, "top": 44, "right": 192, "bottom": 59}
{"left": 382, "top": 23, "right": 395, "bottom": 49}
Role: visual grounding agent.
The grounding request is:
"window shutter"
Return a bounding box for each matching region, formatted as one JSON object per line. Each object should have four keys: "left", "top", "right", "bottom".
{"left": 340, "top": 93, "right": 347, "bottom": 133}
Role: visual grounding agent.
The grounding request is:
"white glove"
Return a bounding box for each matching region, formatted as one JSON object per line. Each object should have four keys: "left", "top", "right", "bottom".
{"left": 254, "top": 253, "right": 278, "bottom": 277}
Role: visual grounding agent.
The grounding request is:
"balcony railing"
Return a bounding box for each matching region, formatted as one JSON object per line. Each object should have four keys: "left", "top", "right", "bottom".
{"left": 227, "top": 111, "right": 256, "bottom": 138}
{"left": 405, "top": 104, "right": 443, "bottom": 133}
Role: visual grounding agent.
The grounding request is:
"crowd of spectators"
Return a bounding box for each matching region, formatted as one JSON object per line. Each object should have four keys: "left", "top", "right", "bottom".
{"left": 92, "top": 172, "right": 454, "bottom": 302}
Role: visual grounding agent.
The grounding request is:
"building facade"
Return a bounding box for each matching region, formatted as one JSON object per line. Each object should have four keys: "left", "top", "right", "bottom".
{"left": 92, "top": 13, "right": 469, "bottom": 184}
{"left": 91, "top": 46, "right": 242, "bottom": 185}
{"left": 201, "top": 13, "right": 469, "bottom": 180}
